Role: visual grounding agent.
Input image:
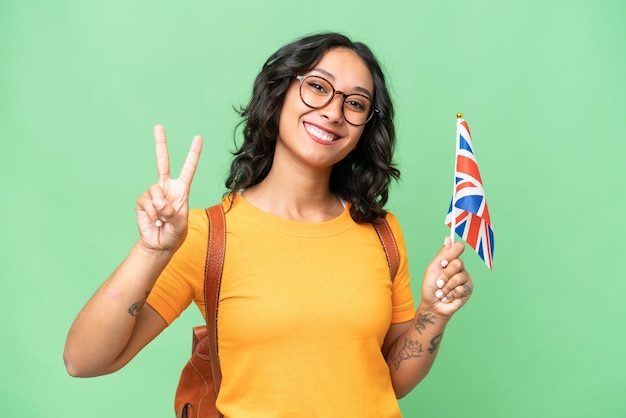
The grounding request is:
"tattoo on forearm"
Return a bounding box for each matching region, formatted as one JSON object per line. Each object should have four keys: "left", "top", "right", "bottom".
{"left": 128, "top": 292, "right": 149, "bottom": 317}
{"left": 413, "top": 312, "right": 438, "bottom": 335}
{"left": 392, "top": 337, "right": 423, "bottom": 370}
{"left": 428, "top": 333, "right": 443, "bottom": 354}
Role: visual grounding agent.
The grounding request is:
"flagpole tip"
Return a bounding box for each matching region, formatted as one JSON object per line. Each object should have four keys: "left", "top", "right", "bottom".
{"left": 456, "top": 112, "right": 463, "bottom": 119}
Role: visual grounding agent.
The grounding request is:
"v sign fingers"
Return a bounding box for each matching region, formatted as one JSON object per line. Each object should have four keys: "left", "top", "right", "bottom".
{"left": 135, "top": 126, "right": 203, "bottom": 253}
{"left": 154, "top": 125, "right": 203, "bottom": 190}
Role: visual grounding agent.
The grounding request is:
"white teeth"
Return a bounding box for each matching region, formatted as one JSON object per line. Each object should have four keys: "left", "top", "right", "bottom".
{"left": 305, "top": 123, "right": 338, "bottom": 142}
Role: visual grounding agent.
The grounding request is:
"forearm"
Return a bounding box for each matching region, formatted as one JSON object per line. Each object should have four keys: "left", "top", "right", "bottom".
{"left": 386, "top": 305, "right": 450, "bottom": 398}
{"left": 64, "top": 242, "right": 172, "bottom": 376}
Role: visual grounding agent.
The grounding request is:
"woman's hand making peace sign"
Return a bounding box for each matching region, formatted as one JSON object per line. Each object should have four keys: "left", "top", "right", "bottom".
{"left": 135, "top": 125, "right": 203, "bottom": 252}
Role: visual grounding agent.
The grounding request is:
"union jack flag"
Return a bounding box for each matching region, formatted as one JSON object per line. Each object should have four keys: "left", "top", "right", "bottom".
{"left": 445, "top": 115, "right": 494, "bottom": 269}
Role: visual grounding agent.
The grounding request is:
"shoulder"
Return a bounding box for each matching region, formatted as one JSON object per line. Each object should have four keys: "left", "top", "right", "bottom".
{"left": 382, "top": 210, "right": 403, "bottom": 235}
{"left": 380, "top": 210, "right": 409, "bottom": 258}
{"left": 188, "top": 208, "right": 209, "bottom": 234}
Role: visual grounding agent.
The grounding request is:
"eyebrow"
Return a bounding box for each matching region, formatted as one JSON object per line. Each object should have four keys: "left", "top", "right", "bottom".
{"left": 311, "top": 67, "right": 373, "bottom": 98}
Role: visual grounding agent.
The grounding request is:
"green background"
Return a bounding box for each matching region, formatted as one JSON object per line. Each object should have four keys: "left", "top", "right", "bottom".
{"left": 2, "top": 0, "right": 625, "bottom": 416}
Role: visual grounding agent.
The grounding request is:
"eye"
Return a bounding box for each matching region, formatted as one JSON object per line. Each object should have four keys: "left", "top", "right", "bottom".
{"left": 306, "top": 80, "right": 329, "bottom": 95}
{"left": 345, "top": 96, "right": 369, "bottom": 112}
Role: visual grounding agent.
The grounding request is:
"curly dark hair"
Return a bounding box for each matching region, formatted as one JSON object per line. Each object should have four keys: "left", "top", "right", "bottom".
{"left": 225, "top": 32, "right": 400, "bottom": 223}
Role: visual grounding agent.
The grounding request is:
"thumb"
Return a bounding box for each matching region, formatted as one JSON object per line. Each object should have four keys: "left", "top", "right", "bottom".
{"left": 153, "top": 198, "right": 186, "bottom": 230}
{"left": 425, "top": 236, "right": 465, "bottom": 277}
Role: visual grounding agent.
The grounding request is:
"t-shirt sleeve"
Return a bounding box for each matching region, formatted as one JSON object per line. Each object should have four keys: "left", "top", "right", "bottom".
{"left": 385, "top": 212, "right": 416, "bottom": 324}
{"left": 146, "top": 208, "right": 208, "bottom": 325}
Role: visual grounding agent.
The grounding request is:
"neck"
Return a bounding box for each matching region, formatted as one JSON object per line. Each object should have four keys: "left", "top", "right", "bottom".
{"left": 241, "top": 158, "right": 343, "bottom": 223}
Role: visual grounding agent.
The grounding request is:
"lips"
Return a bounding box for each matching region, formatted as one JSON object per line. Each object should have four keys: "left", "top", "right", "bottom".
{"left": 304, "top": 122, "right": 339, "bottom": 143}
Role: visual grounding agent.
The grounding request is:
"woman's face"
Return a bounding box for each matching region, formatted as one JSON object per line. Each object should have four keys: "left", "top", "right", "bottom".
{"left": 275, "top": 47, "right": 374, "bottom": 172}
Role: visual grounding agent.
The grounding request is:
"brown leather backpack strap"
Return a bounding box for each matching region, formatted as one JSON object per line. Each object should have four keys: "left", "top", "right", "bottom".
{"left": 373, "top": 217, "right": 400, "bottom": 282}
{"left": 204, "top": 203, "right": 226, "bottom": 401}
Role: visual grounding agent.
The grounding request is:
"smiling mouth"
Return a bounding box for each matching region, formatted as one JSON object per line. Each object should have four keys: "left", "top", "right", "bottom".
{"left": 304, "top": 123, "right": 339, "bottom": 142}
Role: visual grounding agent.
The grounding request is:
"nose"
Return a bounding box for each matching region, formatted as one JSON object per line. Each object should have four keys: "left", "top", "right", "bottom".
{"left": 319, "top": 92, "right": 345, "bottom": 123}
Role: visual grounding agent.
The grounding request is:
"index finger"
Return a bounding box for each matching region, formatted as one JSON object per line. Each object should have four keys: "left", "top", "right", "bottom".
{"left": 154, "top": 125, "right": 170, "bottom": 184}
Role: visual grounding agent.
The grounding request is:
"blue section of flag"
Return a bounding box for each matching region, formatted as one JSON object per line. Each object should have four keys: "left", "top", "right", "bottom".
{"left": 459, "top": 135, "right": 473, "bottom": 153}
{"left": 456, "top": 195, "right": 483, "bottom": 214}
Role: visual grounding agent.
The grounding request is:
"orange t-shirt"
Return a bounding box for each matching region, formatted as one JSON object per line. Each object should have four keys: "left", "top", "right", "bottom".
{"left": 147, "top": 195, "right": 415, "bottom": 417}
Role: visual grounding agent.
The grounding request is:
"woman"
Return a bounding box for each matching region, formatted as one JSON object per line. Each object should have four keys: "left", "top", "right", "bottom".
{"left": 64, "top": 32, "right": 473, "bottom": 417}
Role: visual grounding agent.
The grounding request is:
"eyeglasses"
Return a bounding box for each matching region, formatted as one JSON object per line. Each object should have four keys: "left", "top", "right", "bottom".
{"left": 296, "top": 75, "right": 377, "bottom": 126}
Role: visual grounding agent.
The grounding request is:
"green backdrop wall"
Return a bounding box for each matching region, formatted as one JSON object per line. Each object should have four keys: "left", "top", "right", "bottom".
{"left": 1, "top": 1, "right": 625, "bottom": 416}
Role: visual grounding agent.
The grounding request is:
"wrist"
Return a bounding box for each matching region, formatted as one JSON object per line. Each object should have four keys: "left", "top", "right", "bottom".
{"left": 134, "top": 241, "right": 175, "bottom": 264}
{"left": 415, "top": 303, "right": 451, "bottom": 328}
